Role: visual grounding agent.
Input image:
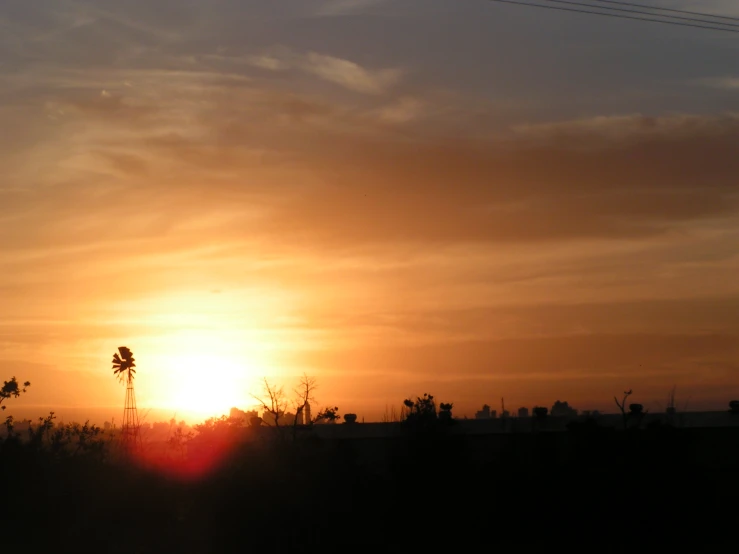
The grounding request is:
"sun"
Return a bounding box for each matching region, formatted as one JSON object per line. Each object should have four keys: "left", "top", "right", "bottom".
{"left": 131, "top": 313, "right": 280, "bottom": 422}
{"left": 159, "top": 353, "right": 252, "bottom": 420}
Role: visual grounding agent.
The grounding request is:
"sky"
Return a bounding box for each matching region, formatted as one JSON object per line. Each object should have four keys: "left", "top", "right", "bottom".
{"left": 1, "top": 0, "right": 739, "bottom": 423}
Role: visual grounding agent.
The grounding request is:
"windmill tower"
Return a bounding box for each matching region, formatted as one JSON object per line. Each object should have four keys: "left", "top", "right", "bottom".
{"left": 112, "top": 346, "right": 141, "bottom": 450}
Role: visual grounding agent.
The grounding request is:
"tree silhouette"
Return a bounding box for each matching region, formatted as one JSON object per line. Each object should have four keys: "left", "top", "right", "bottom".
{"left": 439, "top": 402, "right": 454, "bottom": 422}
{"left": 291, "top": 375, "right": 339, "bottom": 426}
{"left": 402, "top": 393, "right": 454, "bottom": 431}
{"left": 314, "top": 406, "right": 340, "bottom": 423}
{"left": 252, "top": 375, "right": 340, "bottom": 438}
{"left": 2, "top": 414, "right": 16, "bottom": 438}
{"left": 252, "top": 378, "right": 289, "bottom": 428}
{"left": 1, "top": 377, "right": 31, "bottom": 411}
{"left": 614, "top": 389, "right": 647, "bottom": 429}
{"left": 614, "top": 390, "right": 632, "bottom": 430}
{"left": 168, "top": 425, "right": 194, "bottom": 459}
{"left": 291, "top": 374, "right": 317, "bottom": 439}
{"left": 551, "top": 400, "right": 578, "bottom": 418}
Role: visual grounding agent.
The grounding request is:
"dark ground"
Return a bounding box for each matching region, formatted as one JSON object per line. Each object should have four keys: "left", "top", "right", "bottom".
{"left": 2, "top": 423, "right": 738, "bottom": 551}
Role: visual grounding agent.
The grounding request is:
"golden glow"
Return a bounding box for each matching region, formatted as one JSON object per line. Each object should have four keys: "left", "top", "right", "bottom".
{"left": 140, "top": 327, "right": 274, "bottom": 421}
{"left": 160, "top": 354, "right": 248, "bottom": 418}
{"left": 3, "top": 2, "right": 739, "bottom": 421}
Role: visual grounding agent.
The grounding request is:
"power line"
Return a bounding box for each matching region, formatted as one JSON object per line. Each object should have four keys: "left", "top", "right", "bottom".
{"left": 590, "top": 0, "right": 739, "bottom": 23}
{"left": 488, "top": 0, "right": 739, "bottom": 33}
{"left": 493, "top": 0, "right": 739, "bottom": 32}
{"left": 545, "top": 0, "right": 739, "bottom": 28}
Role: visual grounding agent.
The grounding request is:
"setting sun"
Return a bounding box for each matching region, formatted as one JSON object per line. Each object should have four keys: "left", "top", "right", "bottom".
{"left": 136, "top": 327, "right": 275, "bottom": 421}
{"left": 160, "top": 354, "right": 249, "bottom": 419}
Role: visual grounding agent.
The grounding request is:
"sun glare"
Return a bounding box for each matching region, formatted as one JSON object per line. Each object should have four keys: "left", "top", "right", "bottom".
{"left": 159, "top": 354, "right": 251, "bottom": 419}
{"left": 121, "top": 290, "right": 291, "bottom": 422}
{"left": 141, "top": 326, "right": 273, "bottom": 422}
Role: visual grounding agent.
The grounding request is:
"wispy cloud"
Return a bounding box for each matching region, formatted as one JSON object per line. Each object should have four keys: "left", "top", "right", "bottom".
{"left": 246, "top": 54, "right": 290, "bottom": 71}
{"left": 696, "top": 77, "right": 739, "bottom": 91}
{"left": 71, "top": 2, "right": 182, "bottom": 43}
{"left": 315, "top": 0, "right": 391, "bottom": 17}
{"left": 375, "top": 96, "right": 425, "bottom": 123}
{"left": 510, "top": 112, "right": 739, "bottom": 143}
{"left": 246, "top": 48, "right": 402, "bottom": 95}
{"left": 302, "top": 51, "right": 401, "bottom": 94}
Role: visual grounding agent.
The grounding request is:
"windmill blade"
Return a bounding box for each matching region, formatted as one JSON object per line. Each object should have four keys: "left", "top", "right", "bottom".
{"left": 112, "top": 347, "right": 137, "bottom": 384}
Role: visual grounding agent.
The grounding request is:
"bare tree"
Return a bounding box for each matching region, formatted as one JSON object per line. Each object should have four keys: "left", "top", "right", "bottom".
{"left": 251, "top": 378, "right": 289, "bottom": 428}
{"left": 291, "top": 374, "right": 317, "bottom": 440}
{"left": 382, "top": 404, "right": 400, "bottom": 423}
{"left": 252, "top": 375, "right": 339, "bottom": 440}
{"left": 670, "top": 386, "right": 691, "bottom": 413}
{"left": 614, "top": 389, "right": 648, "bottom": 430}
{"left": 614, "top": 389, "right": 633, "bottom": 430}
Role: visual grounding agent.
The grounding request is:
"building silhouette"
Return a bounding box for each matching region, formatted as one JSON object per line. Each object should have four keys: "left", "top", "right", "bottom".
{"left": 475, "top": 405, "right": 499, "bottom": 419}
{"left": 230, "top": 407, "right": 258, "bottom": 424}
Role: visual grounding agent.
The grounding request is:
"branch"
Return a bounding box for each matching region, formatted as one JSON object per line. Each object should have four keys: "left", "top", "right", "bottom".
{"left": 251, "top": 378, "right": 287, "bottom": 428}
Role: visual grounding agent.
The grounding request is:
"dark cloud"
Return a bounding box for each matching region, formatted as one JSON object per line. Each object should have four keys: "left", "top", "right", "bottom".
{"left": 281, "top": 296, "right": 739, "bottom": 337}
{"left": 283, "top": 333, "right": 739, "bottom": 382}
{"left": 245, "top": 113, "right": 739, "bottom": 246}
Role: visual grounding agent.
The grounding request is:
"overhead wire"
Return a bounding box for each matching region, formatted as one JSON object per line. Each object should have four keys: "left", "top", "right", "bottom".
{"left": 543, "top": 0, "right": 739, "bottom": 28}
{"left": 588, "top": 0, "right": 739, "bottom": 23}
{"left": 488, "top": 0, "right": 739, "bottom": 33}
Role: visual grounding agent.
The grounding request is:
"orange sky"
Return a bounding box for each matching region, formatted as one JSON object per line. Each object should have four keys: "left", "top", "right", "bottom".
{"left": 2, "top": 1, "right": 739, "bottom": 422}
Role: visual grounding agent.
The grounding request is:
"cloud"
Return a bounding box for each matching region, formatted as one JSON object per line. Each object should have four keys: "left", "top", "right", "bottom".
{"left": 21, "top": 69, "right": 739, "bottom": 250}
{"left": 246, "top": 48, "right": 402, "bottom": 94}
{"left": 6, "top": 55, "right": 739, "bottom": 252}
{"left": 246, "top": 54, "right": 290, "bottom": 71}
{"left": 510, "top": 112, "right": 739, "bottom": 143}
{"left": 285, "top": 296, "right": 739, "bottom": 340}
{"left": 67, "top": 2, "right": 183, "bottom": 43}
{"left": 316, "top": 0, "right": 391, "bottom": 17}
{"left": 278, "top": 331, "right": 739, "bottom": 415}
{"left": 302, "top": 51, "right": 401, "bottom": 94}
{"left": 375, "top": 96, "right": 425, "bottom": 123}
{"left": 244, "top": 111, "right": 739, "bottom": 248}
{"left": 697, "top": 77, "right": 739, "bottom": 91}
{"left": 286, "top": 333, "right": 739, "bottom": 378}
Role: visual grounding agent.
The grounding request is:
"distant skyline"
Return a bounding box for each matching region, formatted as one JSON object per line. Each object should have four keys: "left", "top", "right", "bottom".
{"left": 2, "top": 0, "right": 739, "bottom": 422}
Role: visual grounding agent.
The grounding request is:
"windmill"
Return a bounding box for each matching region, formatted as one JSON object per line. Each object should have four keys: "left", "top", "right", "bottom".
{"left": 112, "top": 346, "right": 141, "bottom": 450}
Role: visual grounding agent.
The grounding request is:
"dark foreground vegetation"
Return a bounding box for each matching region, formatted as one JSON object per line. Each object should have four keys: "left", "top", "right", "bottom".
{"left": 3, "top": 380, "right": 739, "bottom": 550}
{"left": 3, "top": 411, "right": 739, "bottom": 551}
